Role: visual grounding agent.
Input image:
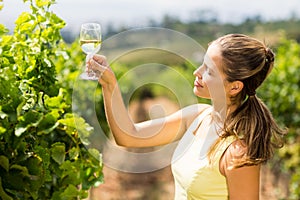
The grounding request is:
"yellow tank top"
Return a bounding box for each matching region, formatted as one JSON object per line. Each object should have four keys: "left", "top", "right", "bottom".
{"left": 171, "top": 108, "right": 235, "bottom": 200}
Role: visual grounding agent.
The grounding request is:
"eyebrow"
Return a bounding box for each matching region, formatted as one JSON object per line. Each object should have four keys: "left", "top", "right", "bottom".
{"left": 204, "top": 54, "right": 215, "bottom": 71}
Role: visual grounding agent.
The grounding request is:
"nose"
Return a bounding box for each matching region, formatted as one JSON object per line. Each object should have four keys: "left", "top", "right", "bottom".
{"left": 193, "top": 65, "right": 204, "bottom": 77}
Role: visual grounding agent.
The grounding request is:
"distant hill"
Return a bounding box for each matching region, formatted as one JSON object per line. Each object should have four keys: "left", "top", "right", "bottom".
{"left": 62, "top": 16, "right": 300, "bottom": 47}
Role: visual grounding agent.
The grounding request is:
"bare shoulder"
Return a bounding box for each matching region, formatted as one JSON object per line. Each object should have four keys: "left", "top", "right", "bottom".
{"left": 181, "top": 103, "right": 211, "bottom": 128}
{"left": 221, "top": 140, "right": 261, "bottom": 200}
{"left": 226, "top": 139, "right": 248, "bottom": 161}
{"left": 221, "top": 139, "right": 260, "bottom": 174}
{"left": 220, "top": 139, "right": 247, "bottom": 174}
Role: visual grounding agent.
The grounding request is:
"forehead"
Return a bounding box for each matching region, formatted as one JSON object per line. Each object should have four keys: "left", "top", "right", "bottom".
{"left": 204, "top": 42, "right": 222, "bottom": 70}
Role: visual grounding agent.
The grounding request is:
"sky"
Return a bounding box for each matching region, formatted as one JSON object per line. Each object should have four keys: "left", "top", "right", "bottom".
{"left": 1, "top": 0, "right": 300, "bottom": 33}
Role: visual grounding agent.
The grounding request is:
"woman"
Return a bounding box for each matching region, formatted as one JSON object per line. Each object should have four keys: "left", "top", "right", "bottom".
{"left": 87, "top": 34, "right": 286, "bottom": 199}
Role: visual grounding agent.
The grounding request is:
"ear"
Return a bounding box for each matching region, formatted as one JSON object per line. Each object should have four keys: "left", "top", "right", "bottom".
{"left": 228, "top": 81, "right": 244, "bottom": 96}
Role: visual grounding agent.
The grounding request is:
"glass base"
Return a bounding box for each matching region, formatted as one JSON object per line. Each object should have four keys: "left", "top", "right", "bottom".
{"left": 79, "top": 72, "right": 99, "bottom": 80}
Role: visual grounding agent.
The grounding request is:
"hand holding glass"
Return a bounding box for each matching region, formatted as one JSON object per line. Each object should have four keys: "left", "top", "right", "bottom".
{"left": 79, "top": 23, "right": 101, "bottom": 80}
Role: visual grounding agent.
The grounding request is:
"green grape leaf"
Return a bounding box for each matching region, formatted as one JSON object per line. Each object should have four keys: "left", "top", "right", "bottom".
{"left": 0, "top": 177, "right": 13, "bottom": 200}
{"left": 60, "top": 184, "right": 79, "bottom": 200}
{"left": 36, "top": 0, "right": 51, "bottom": 8}
{"left": 15, "top": 12, "right": 34, "bottom": 26}
{"left": 44, "top": 88, "right": 68, "bottom": 110}
{"left": 59, "top": 160, "right": 81, "bottom": 185}
{"left": 15, "top": 127, "right": 27, "bottom": 137}
{"left": 74, "top": 116, "right": 94, "bottom": 145}
{"left": 37, "top": 111, "right": 60, "bottom": 135}
{"left": 0, "top": 127, "right": 6, "bottom": 134}
{"left": 0, "top": 24, "right": 8, "bottom": 35}
{"left": 15, "top": 110, "right": 43, "bottom": 137}
{"left": 0, "top": 155, "right": 9, "bottom": 172}
{"left": 10, "top": 164, "right": 30, "bottom": 177}
{"left": 0, "top": 110, "right": 8, "bottom": 119}
{"left": 88, "top": 148, "right": 102, "bottom": 163}
{"left": 35, "top": 146, "right": 50, "bottom": 168}
{"left": 68, "top": 147, "right": 79, "bottom": 160}
{"left": 51, "top": 142, "right": 65, "bottom": 165}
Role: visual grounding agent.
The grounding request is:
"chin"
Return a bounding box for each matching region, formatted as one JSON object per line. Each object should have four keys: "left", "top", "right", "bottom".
{"left": 193, "top": 90, "right": 211, "bottom": 99}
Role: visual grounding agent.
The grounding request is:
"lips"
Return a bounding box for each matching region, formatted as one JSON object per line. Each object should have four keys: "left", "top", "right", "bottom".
{"left": 194, "top": 80, "right": 204, "bottom": 88}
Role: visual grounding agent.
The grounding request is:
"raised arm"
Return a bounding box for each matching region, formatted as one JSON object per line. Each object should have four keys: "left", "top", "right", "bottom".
{"left": 88, "top": 54, "right": 209, "bottom": 147}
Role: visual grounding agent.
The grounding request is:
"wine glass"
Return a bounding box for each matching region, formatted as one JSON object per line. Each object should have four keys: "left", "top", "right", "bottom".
{"left": 79, "top": 23, "right": 102, "bottom": 80}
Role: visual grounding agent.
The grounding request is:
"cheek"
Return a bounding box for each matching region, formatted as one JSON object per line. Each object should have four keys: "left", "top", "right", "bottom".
{"left": 203, "top": 74, "right": 226, "bottom": 98}
{"left": 202, "top": 73, "right": 215, "bottom": 86}
{"left": 202, "top": 71, "right": 209, "bottom": 82}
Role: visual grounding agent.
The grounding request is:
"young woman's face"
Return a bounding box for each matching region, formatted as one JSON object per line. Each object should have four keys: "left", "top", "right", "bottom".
{"left": 193, "top": 42, "right": 227, "bottom": 100}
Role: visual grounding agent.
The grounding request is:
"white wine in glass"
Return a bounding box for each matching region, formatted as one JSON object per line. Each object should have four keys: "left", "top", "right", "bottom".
{"left": 79, "top": 23, "right": 101, "bottom": 80}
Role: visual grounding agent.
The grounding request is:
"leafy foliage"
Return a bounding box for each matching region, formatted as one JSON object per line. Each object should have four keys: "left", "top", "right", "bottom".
{"left": 0, "top": 0, "right": 103, "bottom": 199}
{"left": 259, "top": 36, "right": 300, "bottom": 199}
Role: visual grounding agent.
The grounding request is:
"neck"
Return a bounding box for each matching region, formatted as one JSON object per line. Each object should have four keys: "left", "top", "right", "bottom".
{"left": 211, "top": 100, "right": 239, "bottom": 124}
{"left": 211, "top": 98, "right": 226, "bottom": 120}
{"left": 226, "top": 103, "right": 239, "bottom": 116}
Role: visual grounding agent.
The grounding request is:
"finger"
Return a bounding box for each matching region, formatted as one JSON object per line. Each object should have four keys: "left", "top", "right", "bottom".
{"left": 89, "top": 58, "right": 107, "bottom": 73}
{"left": 85, "top": 63, "right": 92, "bottom": 72}
{"left": 86, "top": 62, "right": 93, "bottom": 71}
{"left": 92, "top": 54, "right": 108, "bottom": 66}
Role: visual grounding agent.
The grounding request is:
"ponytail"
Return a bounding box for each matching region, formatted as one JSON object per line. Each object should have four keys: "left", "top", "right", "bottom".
{"left": 223, "top": 95, "right": 286, "bottom": 167}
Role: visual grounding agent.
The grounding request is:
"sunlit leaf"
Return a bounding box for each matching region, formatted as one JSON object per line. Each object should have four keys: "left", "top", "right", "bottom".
{"left": 59, "top": 184, "right": 79, "bottom": 199}
{"left": 88, "top": 148, "right": 102, "bottom": 162}
{"left": 15, "top": 110, "right": 43, "bottom": 136}
{"left": 0, "top": 127, "right": 6, "bottom": 134}
{"left": 51, "top": 142, "right": 65, "bottom": 164}
{"left": 15, "top": 126, "right": 27, "bottom": 137}
{"left": 15, "top": 12, "right": 33, "bottom": 26}
{"left": 36, "top": 0, "right": 50, "bottom": 8}
{"left": 68, "top": 147, "right": 79, "bottom": 160}
{"left": 0, "top": 24, "right": 8, "bottom": 35}
{"left": 0, "top": 109, "right": 8, "bottom": 119}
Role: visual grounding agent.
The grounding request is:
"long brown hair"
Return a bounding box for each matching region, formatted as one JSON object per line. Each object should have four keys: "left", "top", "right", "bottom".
{"left": 213, "top": 34, "right": 287, "bottom": 167}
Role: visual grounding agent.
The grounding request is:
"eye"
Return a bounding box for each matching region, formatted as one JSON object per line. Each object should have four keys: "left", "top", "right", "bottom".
{"left": 205, "top": 65, "right": 212, "bottom": 75}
